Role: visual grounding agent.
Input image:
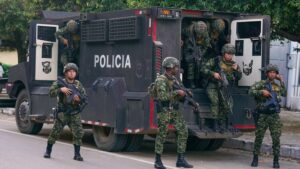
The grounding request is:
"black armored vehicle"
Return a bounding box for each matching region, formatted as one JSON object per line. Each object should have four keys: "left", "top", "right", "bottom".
{"left": 8, "top": 7, "right": 270, "bottom": 151}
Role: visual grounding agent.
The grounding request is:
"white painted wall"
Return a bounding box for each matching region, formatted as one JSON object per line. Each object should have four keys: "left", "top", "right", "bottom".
{"left": 286, "top": 42, "right": 300, "bottom": 110}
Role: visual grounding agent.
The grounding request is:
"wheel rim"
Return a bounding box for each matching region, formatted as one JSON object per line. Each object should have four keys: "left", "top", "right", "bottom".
{"left": 18, "top": 99, "right": 30, "bottom": 127}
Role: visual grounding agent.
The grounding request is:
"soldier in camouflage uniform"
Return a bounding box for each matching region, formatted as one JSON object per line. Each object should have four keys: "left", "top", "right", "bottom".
{"left": 153, "top": 57, "right": 193, "bottom": 169}
{"left": 208, "top": 19, "right": 228, "bottom": 57}
{"left": 55, "top": 20, "right": 80, "bottom": 66}
{"left": 182, "top": 21, "right": 211, "bottom": 88}
{"left": 44, "top": 63, "right": 87, "bottom": 161}
{"left": 249, "top": 64, "right": 286, "bottom": 168}
{"left": 200, "top": 44, "right": 242, "bottom": 132}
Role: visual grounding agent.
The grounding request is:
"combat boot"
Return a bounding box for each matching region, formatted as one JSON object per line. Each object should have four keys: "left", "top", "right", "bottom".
{"left": 154, "top": 153, "right": 166, "bottom": 169}
{"left": 43, "top": 143, "right": 53, "bottom": 158}
{"left": 273, "top": 155, "right": 280, "bottom": 168}
{"left": 176, "top": 153, "right": 193, "bottom": 168}
{"left": 251, "top": 154, "right": 258, "bottom": 167}
{"left": 73, "top": 145, "right": 84, "bottom": 161}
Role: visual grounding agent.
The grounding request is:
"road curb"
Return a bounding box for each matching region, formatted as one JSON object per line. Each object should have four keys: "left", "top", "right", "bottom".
{"left": 224, "top": 138, "right": 300, "bottom": 160}
{"left": 0, "top": 108, "right": 15, "bottom": 116}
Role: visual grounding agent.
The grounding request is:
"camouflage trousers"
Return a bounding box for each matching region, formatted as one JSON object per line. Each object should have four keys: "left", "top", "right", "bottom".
{"left": 60, "top": 51, "right": 79, "bottom": 66}
{"left": 48, "top": 113, "right": 84, "bottom": 146}
{"left": 155, "top": 110, "right": 188, "bottom": 154}
{"left": 186, "top": 63, "right": 195, "bottom": 80}
{"left": 206, "top": 87, "right": 230, "bottom": 119}
{"left": 254, "top": 113, "right": 282, "bottom": 156}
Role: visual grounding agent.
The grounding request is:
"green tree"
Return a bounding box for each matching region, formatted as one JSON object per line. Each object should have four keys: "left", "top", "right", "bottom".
{"left": 0, "top": 0, "right": 32, "bottom": 62}
{"left": 0, "top": 0, "right": 127, "bottom": 63}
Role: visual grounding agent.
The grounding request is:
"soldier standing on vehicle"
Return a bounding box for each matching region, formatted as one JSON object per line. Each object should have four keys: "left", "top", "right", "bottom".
{"left": 200, "top": 44, "right": 241, "bottom": 132}
{"left": 44, "top": 63, "right": 87, "bottom": 161}
{"left": 55, "top": 20, "right": 80, "bottom": 66}
{"left": 153, "top": 57, "right": 193, "bottom": 169}
{"left": 182, "top": 21, "right": 210, "bottom": 88}
{"left": 209, "top": 19, "right": 228, "bottom": 57}
{"left": 249, "top": 64, "right": 286, "bottom": 168}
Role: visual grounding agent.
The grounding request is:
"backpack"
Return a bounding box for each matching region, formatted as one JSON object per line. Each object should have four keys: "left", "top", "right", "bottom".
{"left": 148, "top": 75, "right": 170, "bottom": 99}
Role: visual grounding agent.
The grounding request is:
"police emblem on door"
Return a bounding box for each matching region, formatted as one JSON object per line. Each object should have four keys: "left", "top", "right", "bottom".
{"left": 42, "top": 61, "right": 52, "bottom": 74}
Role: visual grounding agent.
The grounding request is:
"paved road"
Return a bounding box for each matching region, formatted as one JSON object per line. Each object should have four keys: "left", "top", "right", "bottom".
{"left": 0, "top": 114, "right": 299, "bottom": 169}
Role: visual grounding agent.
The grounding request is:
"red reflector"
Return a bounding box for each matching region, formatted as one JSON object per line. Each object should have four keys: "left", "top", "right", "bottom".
{"left": 233, "top": 124, "right": 256, "bottom": 129}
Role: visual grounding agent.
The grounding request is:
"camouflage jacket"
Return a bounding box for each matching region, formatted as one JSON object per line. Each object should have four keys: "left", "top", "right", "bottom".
{"left": 200, "top": 57, "right": 242, "bottom": 87}
{"left": 249, "top": 79, "right": 286, "bottom": 106}
{"left": 182, "top": 32, "right": 211, "bottom": 62}
{"left": 155, "top": 74, "right": 182, "bottom": 104}
{"left": 55, "top": 26, "right": 80, "bottom": 50}
{"left": 49, "top": 79, "right": 87, "bottom": 112}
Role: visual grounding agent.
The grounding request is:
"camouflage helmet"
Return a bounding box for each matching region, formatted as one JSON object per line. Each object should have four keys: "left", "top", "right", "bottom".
{"left": 162, "top": 57, "right": 180, "bottom": 69}
{"left": 221, "top": 43, "right": 236, "bottom": 55}
{"left": 66, "top": 20, "right": 78, "bottom": 33}
{"left": 63, "top": 63, "right": 78, "bottom": 74}
{"left": 264, "top": 64, "right": 279, "bottom": 74}
{"left": 194, "top": 21, "right": 208, "bottom": 37}
{"left": 211, "top": 19, "right": 225, "bottom": 32}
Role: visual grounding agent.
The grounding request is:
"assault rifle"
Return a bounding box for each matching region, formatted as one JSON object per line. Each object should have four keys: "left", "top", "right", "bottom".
{"left": 172, "top": 78, "right": 201, "bottom": 113}
{"left": 57, "top": 77, "right": 87, "bottom": 113}
{"left": 262, "top": 82, "right": 280, "bottom": 114}
{"left": 215, "top": 56, "right": 233, "bottom": 114}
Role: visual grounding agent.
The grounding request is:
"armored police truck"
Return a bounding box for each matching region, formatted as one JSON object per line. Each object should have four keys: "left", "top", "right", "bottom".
{"left": 8, "top": 7, "right": 270, "bottom": 152}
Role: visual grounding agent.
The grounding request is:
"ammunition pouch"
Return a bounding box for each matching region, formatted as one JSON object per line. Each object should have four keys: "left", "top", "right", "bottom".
{"left": 256, "top": 105, "right": 280, "bottom": 115}
{"left": 58, "top": 105, "right": 80, "bottom": 115}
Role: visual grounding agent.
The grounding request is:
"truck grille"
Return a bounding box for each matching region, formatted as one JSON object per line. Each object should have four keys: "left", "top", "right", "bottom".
{"left": 81, "top": 19, "right": 107, "bottom": 42}
{"left": 109, "top": 16, "right": 140, "bottom": 41}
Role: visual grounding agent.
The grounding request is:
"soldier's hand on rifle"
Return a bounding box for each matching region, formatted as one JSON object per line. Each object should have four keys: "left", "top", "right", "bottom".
{"left": 262, "top": 89, "right": 271, "bottom": 98}
{"left": 213, "top": 72, "right": 222, "bottom": 80}
{"left": 62, "top": 38, "right": 69, "bottom": 46}
{"left": 177, "top": 90, "right": 186, "bottom": 97}
{"left": 73, "top": 95, "right": 81, "bottom": 103}
{"left": 232, "top": 64, "right": 238, "bottom": 70}
{"left": 60, "top": 87, "right": 72, "bottom": 95}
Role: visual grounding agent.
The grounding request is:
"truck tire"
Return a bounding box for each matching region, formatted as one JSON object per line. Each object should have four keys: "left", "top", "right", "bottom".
{"left": 123, "top": 134, "right": 144, "bottom": 152}
{"left": 93, "top": 126, "right": 128, "bottom": 152}
{"left": 205, "top": 139, "right": 225, "bottom": 151}
{"left": 15, "top": 90, "right": 43, "bottom": 134}
{"left": 187, "top": 136, "right": 211, "bottom": 151}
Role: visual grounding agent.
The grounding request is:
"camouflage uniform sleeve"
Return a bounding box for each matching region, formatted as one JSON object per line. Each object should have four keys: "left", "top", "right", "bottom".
{"left": 279, "top": 81, "right": 287, "bottom": 97}
{"left": 155, "top": 78, "right": 178, "bottom": 101}
{"left": 200, "top": 58, "right": 215, "bottom": 78}
{"left": 55, "top": 26, "right": 68, "bottom": 41}
{"left": 249, "top": 81, "right": 264, "bottom": 97}
{"left": 49, "top": 81, "right": 61, "bottom": 97}
{"left": 78, "top": 81, "right": 87, "bottom": 100}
